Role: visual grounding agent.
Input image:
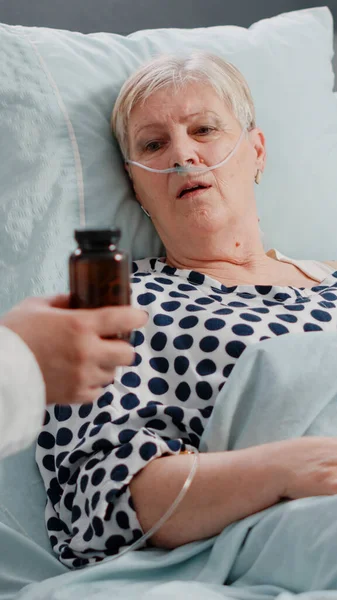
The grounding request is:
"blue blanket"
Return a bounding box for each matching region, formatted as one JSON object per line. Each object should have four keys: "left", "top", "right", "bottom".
{"left": 8, "top": 331, "right": 337, "bottom": 599}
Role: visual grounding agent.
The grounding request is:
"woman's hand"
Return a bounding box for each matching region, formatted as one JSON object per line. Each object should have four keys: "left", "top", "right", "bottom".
{"left": 273, "top": 437, "right": 337, "bottom": 500}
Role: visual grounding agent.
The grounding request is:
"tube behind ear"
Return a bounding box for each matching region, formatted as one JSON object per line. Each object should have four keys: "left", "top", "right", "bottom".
{"left": 141, "top": 206, "right": 151, "bottom": 218}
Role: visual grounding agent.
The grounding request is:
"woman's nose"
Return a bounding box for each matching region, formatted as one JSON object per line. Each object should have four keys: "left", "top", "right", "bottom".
{"left": 169, "top": 133, "right": 199, "bottom": 168}
{"left": 174, "top": 158, "right": 193, "bottom": 168}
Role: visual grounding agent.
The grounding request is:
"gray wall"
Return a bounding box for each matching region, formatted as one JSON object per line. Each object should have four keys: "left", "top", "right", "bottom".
{"left": 332, "top": 32, "right": 337, "bottom": 90}
{"left": 0, "top": 0, "right": 337, "bottom": 34}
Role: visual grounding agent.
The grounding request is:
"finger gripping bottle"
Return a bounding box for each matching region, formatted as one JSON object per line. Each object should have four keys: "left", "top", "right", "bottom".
{"left": 69, "top": 228, "right": 131, "bottom": 339}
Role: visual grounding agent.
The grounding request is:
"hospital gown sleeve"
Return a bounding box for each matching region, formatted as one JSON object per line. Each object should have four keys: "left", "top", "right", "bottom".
{"left": 36, "top": 388, "right": 186, "bottom": 568}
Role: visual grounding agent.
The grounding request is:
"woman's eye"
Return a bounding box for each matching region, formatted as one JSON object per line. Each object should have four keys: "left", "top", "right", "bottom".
{"left": 195, "top": 126, "right": 215, "bottom": 135}
{"left": 145, "top": 141, "right": 162, "bottom": 152}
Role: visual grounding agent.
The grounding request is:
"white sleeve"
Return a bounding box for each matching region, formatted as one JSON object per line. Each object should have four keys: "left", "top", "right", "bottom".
{"left": 0, "top": 326, "right": 46, "bottom": 460}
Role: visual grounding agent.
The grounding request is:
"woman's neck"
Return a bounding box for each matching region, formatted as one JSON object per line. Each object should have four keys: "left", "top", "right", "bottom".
{"left": 163, "top": 228, "right": 275, "bottom": 284}
{"left": 164, "top": 247, "right": 318, "bottom": 287}
{"left": 165, "top": 249, "right": 273, "bottom": 285}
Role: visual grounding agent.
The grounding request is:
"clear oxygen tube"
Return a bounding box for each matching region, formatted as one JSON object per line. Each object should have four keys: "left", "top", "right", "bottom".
{"left": 125, "top": 128, "right": 246, "bottom": 176}
{"left": 83, "top": 448, "right": 199, "bottom": 568}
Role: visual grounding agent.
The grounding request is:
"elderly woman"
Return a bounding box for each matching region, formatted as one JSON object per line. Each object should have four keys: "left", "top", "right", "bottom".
{"left": 36, "top": 52, "right": 337, "bottom": 569}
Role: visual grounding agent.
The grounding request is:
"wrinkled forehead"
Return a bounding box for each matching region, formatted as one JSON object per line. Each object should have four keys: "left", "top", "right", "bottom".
{"left": 128, "top": 81, "right": 234, "bottom": 137}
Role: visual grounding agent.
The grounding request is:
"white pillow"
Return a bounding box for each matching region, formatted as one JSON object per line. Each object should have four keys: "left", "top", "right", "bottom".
{"left": 0, "top": 7, "right": 336, "bottom": 314}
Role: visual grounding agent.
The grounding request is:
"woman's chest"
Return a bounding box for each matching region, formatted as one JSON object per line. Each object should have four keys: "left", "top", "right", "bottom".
{"left": 131, "top": 279, "right": 337, "bottom": 404}
{"left": 133, "top": 278, "right": 337, "bottom": 340}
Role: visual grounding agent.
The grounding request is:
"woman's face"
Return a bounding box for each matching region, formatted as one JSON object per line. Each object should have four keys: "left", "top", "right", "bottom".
{"left": 127, "top": 82, "right": 266, "bottom": 249}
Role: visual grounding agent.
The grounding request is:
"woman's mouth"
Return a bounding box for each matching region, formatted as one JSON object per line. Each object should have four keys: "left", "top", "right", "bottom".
{"left": 177, "top": 182, "right": 212, "bottom": 199}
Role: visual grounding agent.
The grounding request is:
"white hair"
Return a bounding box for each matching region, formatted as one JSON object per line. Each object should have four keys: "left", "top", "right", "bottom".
{"left": 111, "top": 52, "right": 256, "bottom": 158}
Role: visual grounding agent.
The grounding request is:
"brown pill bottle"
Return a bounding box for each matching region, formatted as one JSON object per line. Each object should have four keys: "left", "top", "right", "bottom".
{"left": 69, "top": 228, "right": 131, "bottom": 339}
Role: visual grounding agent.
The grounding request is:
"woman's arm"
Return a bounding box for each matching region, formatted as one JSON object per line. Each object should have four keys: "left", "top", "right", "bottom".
{"left": 131, "top": 436, "right": 337, "bottom": 549}
{"left": 130, "top": 443, "right": 283, "bottom": 548}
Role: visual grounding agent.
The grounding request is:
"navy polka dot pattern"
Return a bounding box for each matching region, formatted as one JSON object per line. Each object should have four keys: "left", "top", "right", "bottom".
{"left": 36, "top": 255, "right": 337, "bottom": 568}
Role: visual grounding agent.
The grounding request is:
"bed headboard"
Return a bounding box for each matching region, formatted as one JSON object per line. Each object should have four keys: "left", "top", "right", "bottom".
{"left": 0, "top": 0, "right": 335, "bottom": 34}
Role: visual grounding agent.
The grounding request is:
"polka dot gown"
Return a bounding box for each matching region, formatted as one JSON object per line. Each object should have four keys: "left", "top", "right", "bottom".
{"left": 36, "top": 254, "right": 337, "bottom": 568}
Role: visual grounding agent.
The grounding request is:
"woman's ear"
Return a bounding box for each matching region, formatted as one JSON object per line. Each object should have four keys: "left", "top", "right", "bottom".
{"left": 124, "top": 162, "right": 132, "bottom": 181}
{"left": 125, "top": 163, "right": 141, "bottom": 202}
{"left": 249, "top": 128, "right": 266, "bottom": 173}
